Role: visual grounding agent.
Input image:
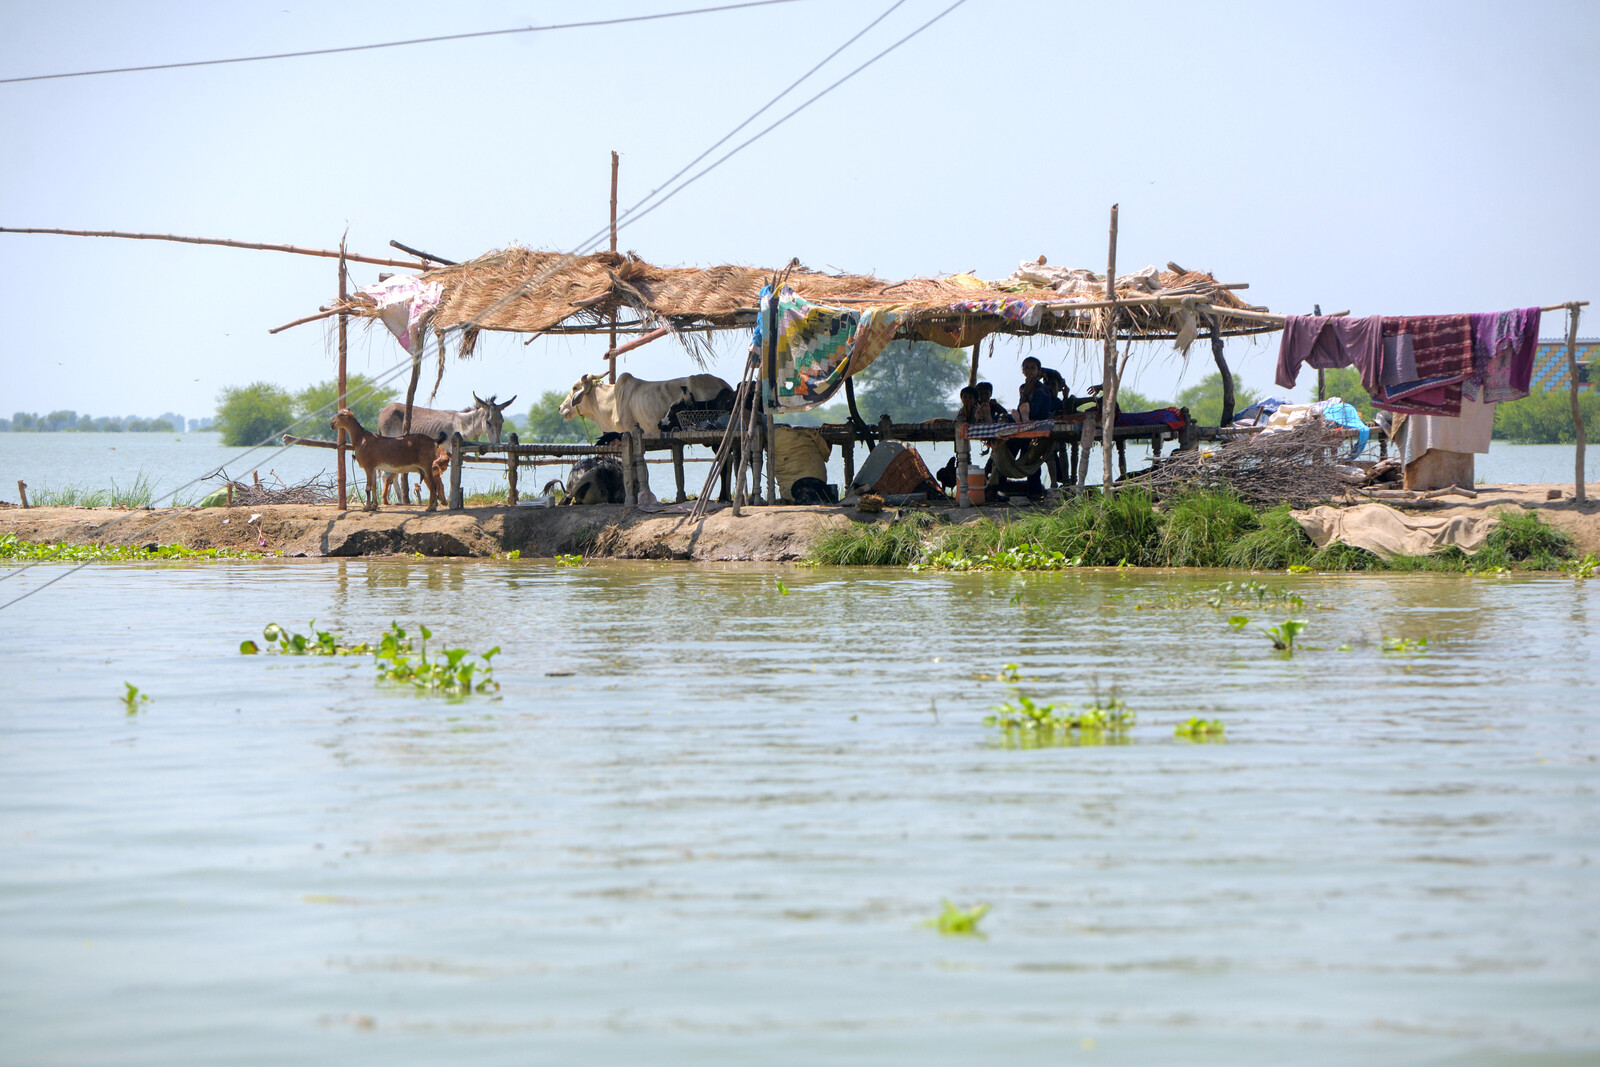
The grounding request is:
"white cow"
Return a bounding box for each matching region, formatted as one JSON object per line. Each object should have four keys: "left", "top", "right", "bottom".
{"left": 559, "top": 372, "right": 732, "bottom": 434}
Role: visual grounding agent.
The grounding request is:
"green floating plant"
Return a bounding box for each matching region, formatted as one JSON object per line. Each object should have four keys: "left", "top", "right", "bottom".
{"left": 241, "top": 621, "right": 372, "bottom": 656}
{"left": 1382, "top": 636, "right": 1429, "bottom": 655}
{"left": 121, "top": 683, "right": 149, "bottom": 715}
{"left": 1229, "top": 615, "right": 1307, "bottom": 653}
{"left": 374, "top": 623, "right": 499, "bottom": 696}
{"left": 1174, "top": 717, "right": 1225, "bottom": 741}
{"left": 926, "top": 899, "right": 990, "bottom": 936}
{"left": 554, "top": 554, "right": 585, "bottom": 567}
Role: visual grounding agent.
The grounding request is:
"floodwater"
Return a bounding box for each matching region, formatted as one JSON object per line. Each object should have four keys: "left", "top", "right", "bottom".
{"left": 1, "top": 560, "right": 1596, "bottom": 1064}
{"left": 2, "top": 432, "right": 1594, "bottom": 507}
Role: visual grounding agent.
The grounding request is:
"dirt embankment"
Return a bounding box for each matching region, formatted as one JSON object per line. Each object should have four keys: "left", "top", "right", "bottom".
{"left": 0, "top": 484, "right": 1594, "bottom": 561}
{"left": 0, "top": 502, "right": 864, "bottom": 561}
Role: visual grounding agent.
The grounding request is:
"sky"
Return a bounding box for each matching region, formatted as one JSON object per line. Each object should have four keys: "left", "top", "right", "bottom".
{"left": 3, "top": 0, "right": 1597, "bottom": 425}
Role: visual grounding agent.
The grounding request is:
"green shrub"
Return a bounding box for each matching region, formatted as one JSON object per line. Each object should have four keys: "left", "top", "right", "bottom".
{"left": 215, "top": 382, "right": 294, "bottom": 447}
{"left": 1160, "top": 491, "right": 1259, "bottom": 567}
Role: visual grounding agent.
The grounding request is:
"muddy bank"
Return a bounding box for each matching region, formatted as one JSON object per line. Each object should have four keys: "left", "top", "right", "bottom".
{"left": 0, "top": 501, "right": 866, "bottom": 561}
{"left": 1, "top": 484, "right": 1594, "bottom": 562}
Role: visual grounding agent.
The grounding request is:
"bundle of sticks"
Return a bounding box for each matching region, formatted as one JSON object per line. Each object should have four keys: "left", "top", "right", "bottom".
{"left": 213, "top": 470, "right": 339, "bottom": 506}
{"left": 1133, "top": 421, "right": 1363, "bottom": 508}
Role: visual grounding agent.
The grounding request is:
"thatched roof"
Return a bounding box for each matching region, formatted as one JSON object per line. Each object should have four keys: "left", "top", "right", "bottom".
{"left": 326, "top": 245, "right": 1277, "bottom": 354}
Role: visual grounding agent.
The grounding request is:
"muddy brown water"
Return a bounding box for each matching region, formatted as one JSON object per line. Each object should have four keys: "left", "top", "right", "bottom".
{"left": 1, "top": 559, "right": 1596, "bottom": 1064}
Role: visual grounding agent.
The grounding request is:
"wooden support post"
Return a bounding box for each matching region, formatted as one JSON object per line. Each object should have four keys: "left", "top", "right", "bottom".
{"left": 506, "top": 433, "right": 519, "bottom": 506}
{"left": 632, "top": 428, "right": 647, "bottom": 505}
{"left": 968, "top": 342, "right": 981, "bottom": 386}
{"left": 1567, "top": 303, "right": 1587, "bottom": 504}
{"left": 16, "top": 480, "right": 28, "bottom": 509}
{"left": 1317, "top": 368, "right": 1326, "bottom": 403}
{"left": 621, "top": 431, "right": 638, "bottom": 507}
{"left": 1116, "top": 438, "right": 1128, "bottom": 481}
{"left": 1077, "top": 407, "right": 1096, "bottom": 489}
{"left": 449, "top": 432, "right": 464, "bottom": 510}
{"left": 878, "top": 413, "right": 894, "bottom": 443}
{"left": 842, "top": 440, "right": 855, "bottom": 492}
{"left": 608, "top": 150, "right": 619, "bottom": 385}
{"left": 956, "top": 423, "right": 970, "bottom": 507}
{"left": 337, "top": 239, "right": 348, "bottom": 511}
{"left": 764, "top": 413, "right": 776, "bottom": 505}
{"left": 1208, "top": 314, "right": 1235, "bottom": 427}
{"left": 1100, "top": 204, "right": 1120, "bottom": 492}
{"left": 672, "top": 444, "right": 686, "bottom": 503}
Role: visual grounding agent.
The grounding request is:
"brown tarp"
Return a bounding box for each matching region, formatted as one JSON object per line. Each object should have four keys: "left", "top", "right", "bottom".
{"left": 1292, "top": 503, "right": 1498, "bottom": 559}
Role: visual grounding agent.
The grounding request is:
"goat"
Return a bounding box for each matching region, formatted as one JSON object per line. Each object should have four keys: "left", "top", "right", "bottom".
{"left": 330, "top": 409, "right": 446, "bottom": 512}
{"left": 382, "top": 449, "right": 450, "bottom": 505}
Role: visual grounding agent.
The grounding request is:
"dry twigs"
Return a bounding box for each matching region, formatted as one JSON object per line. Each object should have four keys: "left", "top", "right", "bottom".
{"left": 1133, "top": 422, "right": 1362, "bottom": 508}
{"left": 214, "top": 472, "right": 340, "bottom": 506}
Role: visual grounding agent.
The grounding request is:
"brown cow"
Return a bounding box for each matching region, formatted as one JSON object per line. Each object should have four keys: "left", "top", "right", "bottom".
{"left": 330, "top": 409, "right": 445, "bottom": 512}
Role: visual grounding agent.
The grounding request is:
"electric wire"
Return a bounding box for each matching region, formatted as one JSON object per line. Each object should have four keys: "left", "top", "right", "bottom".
{"left": 0, "top": 0, "right": 803, "bottom": 85}
{"left": 0, "top": 0, "right": 970, "bottom": 610}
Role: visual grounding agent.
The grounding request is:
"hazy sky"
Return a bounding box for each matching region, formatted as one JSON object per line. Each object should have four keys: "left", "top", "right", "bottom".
{"left": 3, "top": 0, "right": 1597, "bottom": 423}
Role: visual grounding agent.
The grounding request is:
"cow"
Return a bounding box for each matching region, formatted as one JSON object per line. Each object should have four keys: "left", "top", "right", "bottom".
{"left": 376, "top": 393, "right": 515, "bottom": 503}
{"left": 558, "top": 372, "right": 732, "bottom": 434}
{"left": 330, "top": 409, "right": 445, "bottom": 512}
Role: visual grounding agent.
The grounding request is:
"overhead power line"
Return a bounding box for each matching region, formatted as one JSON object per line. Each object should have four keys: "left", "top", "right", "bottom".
{"left": 0, "top": 0, "right": 802, "bottom": 85}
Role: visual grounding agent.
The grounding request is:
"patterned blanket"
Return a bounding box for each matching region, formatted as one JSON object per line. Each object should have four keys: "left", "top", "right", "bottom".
{"left": 960, "top": 419, "right": 1056, "bottom": 440}
{"left": 765, "top": 287, "right": 904, "bottom": 411}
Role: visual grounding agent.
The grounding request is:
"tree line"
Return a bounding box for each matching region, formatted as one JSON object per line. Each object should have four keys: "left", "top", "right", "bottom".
{"left": 3, "top": 410, "right": 193, "bottom": 433}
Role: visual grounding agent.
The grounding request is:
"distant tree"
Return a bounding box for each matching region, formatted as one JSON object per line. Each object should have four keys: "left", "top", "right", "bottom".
{"left": 294, "top": 375, "right": 398, "bottom": 437}
{"left": 1113, "top": 388, "right": 1169, "bottom": 413}
{"left": 126, "top": 418, "right": 152, "bottom": 432}
{"left": 1493, "top": 389, "right": 1599, "bottom": 443}
{"left": 853, "top": 340, "right": 968, "bottom": 422}
{"left": 11, "top": 412, "right": 38, "bottom": 432}
{"left": 103, "top": 418, "right": 125, "bottom": 433}
{"left": 523, "top": 390, "right": 589, "bottom": 442}
{"left": 150, "top": 419, "right": 176, "bottom": 432}
{"left": 43, "top": 410, "right": 77, "bottom": 432}
{"left": 780, "top": 401, "right": 850, "bottom": 428}
{"left": 0, "top": 418, "right": 11, "bottom": 432}
{"left": 215, "top": 382, "right": 294, "bottom": 446}
{"left": 159, "top": 412, "right": 186, "bottom": 433}
{"left": 1320, "top": 367, "right": 1375, "bottom": 421}
{"left": 1174, "top": 372, "right": 1261, "bottom": 427}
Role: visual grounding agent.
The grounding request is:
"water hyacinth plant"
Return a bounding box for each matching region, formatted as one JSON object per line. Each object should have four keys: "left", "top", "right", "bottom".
{"left": 926, "top": 900, "right": 990, "bottom": 936}
{"left": 121, "top": 683, "right": 149, "bottom": 715}
{"left": 241, "top": 621, "right": 372, "bottom": 656}
{"left": 1174, "top": 717, "right": 1225, "bottom": 741}
{"left": 0, "top": 533, "right": 260, "bottom": 563}
{"left": 985, "top": 665, "right": 1135, "bottom": 747}
{"left": 375, "top": 623, "right": 499, "bottom": 695}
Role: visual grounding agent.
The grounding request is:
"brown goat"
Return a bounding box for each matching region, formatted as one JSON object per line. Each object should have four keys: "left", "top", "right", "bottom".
{"left": 382, "top": 451, "right": 450, "bottom": 505}
{"left": 330, "top": 409, "right": 445, "bottom": 512}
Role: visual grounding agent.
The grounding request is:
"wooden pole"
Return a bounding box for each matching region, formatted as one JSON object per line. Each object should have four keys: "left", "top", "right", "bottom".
{"left": 0, "top": 226, "right": 427, "bottom": 269}
{"left": 1208, "top": 314, "right": 1235, "bottom": 426}
{"left": 506, "top": 432, "right": 519, "bottom": 506}
{"left": 1100, "top": 204, "right": 1119, "bottom": 490}
{"left": 608, "top": 150, "right": 619, "bottom": 385}
{"left": 16, "top": 480, "right": 28, "bottom": 509}
{"left": 968, "top": 341, "right": 980, "bottom": 386}
{"left": 336, "top": 239, "right": 349, "bottom": 511}
{"left": 449, "top": 432, "right": 464, "bottom": 510}
{"left": 1566, "top": 303, "right": 1587, "bottom": 505}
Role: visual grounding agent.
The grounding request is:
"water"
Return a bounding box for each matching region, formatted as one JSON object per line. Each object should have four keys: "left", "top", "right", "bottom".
{"left": 3, "top": 433, "right": 1592, "bottom": 507}
{"left": 2, "top": 560, "right": 1596, "bottom": 1064}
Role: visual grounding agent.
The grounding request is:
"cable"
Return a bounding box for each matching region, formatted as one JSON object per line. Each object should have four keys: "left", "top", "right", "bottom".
{"left": 0, "top": 0, "right": 802, "bottom": 85}
{"left": 1, "top": 0, "right": 968, "bottom": 609}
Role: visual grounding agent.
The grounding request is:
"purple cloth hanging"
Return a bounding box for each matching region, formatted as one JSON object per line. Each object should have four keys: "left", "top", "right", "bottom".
{"left": 1275, "top": 315, "right": 1385, "bottom": 390}
{"left": 1464, "top": 307, "right": 1541, "bottom": 403}
{"left": 1372, "top": 315, "right": 1474, "bottom": 417}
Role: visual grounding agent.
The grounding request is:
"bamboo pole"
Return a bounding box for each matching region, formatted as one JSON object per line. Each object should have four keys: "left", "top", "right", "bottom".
{"left": 0, "top": 227, "right": 427, "bottom": 269}
{"left": 608, "top": 151, "right": 620, "bottom": 385}
{"left": 603, "top": 326, "right": 670, "bottom": 359}
{"left": 968, "top": 341, "right": 980, "bottom": 386}
{"left": 1566, "top": 303, "right": 1587, "bottom": 505}
{"left": 1100, "top": 204, "right": 1119, "bottom": 490}
{"left": 337, "top": 239, "right": 349, "bottom": 511}
{"left": 388, "top": 239, "right": 455, "bottom": 266}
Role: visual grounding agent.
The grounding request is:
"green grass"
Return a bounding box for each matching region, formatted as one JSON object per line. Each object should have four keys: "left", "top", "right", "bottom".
{"left": 28, "top": 472, "right": 158, "bottom": 508}
{"left": 808, "top": 494, "right": 1578, "bottom": 573}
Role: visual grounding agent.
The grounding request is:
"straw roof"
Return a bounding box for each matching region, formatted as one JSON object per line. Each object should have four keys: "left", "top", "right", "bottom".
{"left": 329, "top": 245, "right": 1273, "bottom": 353}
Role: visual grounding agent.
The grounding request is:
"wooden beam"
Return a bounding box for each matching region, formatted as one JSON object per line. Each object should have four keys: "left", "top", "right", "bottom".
{"left": 337, "top": 239, "right": 349, "bottom": 512}
{"left": 609, "top": 150, "right": 620, "bottom": 385}
{"left": 0, "top": 226, "right": 428, "bottom": 269}
{"left": 603, "top": 326, "right": 670, "bottom": 359}
{"left": 1100, "top": 203, "right": 1119, "bottom": 491}
{"left": 1566, "top": 303, "right": 1587, "bottom": 505}
{"left": 388, "top": 239, "right": 455, "bottom": 266}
